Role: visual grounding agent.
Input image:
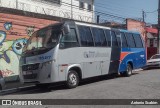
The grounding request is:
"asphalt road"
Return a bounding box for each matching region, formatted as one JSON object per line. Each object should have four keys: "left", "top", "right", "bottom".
{"left": 0, "top": 69, "right": 160, "bottom": 108}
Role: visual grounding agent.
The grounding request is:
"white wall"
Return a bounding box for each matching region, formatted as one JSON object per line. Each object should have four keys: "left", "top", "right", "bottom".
{"left": 0, "top": 0, "right": 95, "bottom": 22}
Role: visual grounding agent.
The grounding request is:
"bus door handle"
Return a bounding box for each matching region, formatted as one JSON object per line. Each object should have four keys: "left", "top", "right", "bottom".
{"left": 89, "top": 62, "right": 93, "bottom": 64}
{"left": 101, "top": 61, "right": 104, "bottom": 63}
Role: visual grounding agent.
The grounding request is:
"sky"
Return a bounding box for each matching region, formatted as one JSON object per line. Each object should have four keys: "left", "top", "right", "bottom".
{"left": 95, "top": 0, "right": 158, "bottom": 24}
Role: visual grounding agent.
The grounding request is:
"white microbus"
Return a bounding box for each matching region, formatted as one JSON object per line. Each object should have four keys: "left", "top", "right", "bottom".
{"left": 20, "top": 21, "right": 146, "bottom": 88}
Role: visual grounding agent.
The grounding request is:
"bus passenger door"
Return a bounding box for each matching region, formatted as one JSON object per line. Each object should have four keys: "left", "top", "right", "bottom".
{"left": 109, "top": 30, "right": 121, "bottom": 74}
{"left": 109, "top": 47, "right": 121, "bottom": 74}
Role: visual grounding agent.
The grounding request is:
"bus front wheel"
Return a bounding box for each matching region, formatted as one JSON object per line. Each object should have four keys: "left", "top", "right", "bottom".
{"left": 66, "top": 70, "right": 79, "bottom": 89}
{"left": 121, "top": 64, "right": 133, "bottom": 77}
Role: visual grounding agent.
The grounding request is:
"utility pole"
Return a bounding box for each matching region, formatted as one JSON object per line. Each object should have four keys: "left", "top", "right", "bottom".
{"left": 71, "top": 0, "right": 73, "bottom": 19}
{"left": 16, "top": 0, "right": 18, "bottom": 9}
{"left": 142, "top": 10, "right": 147, "bottom": 59}
{"left": 158, "top": 0, "right": 160, "bottom": 53}
{"left": 142, "top": 10, "right": 145, "bottom": 22}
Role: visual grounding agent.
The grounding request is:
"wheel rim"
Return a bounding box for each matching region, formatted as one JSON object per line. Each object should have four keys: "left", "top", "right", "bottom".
{"left": 127, "top": 65, "right": 132, "bottom": 75}
{"left": 69, "top": 73, "right": 77, "bottom": 86}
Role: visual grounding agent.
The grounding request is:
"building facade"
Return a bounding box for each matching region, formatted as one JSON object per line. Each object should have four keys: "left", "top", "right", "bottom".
{"left": 146, "top": 27, "right": 158, "bottom": 59}
{"left": 0, "top": 0, "right": 95, "bottom": 22}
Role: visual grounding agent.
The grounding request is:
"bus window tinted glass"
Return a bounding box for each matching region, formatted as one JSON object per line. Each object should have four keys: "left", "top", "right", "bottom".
{"left": 126, "top": 33, "right": 136, "bottom": 48}
{"left": 133, "top": 34, "right": 143, "bottom": 48}
{"left": 121, "top": 32, "right": 128, "bottom": 47}
{"left": 111, "top": 31, "right": 118, "bottom": 47}
{"left": 60, "top": 28, "right": 79, "bottom": 48}
{"left": 92, "top": 28, "right": 101, "bottom": 46}
{"left": 92, "top": 28, "right": 107, "bottom": 47}
{"left": 105, "top": 30, "right": 111, "bottom": 46}
{"left": 78, "top": 26, "right": 94, "bottom": 47}
{"left": 99, "top": 29, "right": 107, "bottom": 46}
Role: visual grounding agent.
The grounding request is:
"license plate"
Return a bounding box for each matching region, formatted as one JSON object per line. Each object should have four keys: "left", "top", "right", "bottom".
{"left": 23, "top": 71, "right": 33, "bottom": 75}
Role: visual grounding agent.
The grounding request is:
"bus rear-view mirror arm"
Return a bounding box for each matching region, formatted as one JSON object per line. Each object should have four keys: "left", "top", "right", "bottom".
{"left": 63, "top": 24, "right": 70, "bottom": 35}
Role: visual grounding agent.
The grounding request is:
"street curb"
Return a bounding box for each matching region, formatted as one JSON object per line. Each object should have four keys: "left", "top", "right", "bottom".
{"left": 134, "top": 69, "right": 143, "bottom": 72}
{"left": 0, "top": 85, "right": 36, "bottom": 95}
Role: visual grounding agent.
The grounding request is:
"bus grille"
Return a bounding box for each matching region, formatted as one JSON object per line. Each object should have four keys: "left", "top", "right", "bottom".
{"left": 22, "top": 63, "right": 40, "bottom": 71}
{"left": 23, "top": 73, "right": 37, "bottom": 79}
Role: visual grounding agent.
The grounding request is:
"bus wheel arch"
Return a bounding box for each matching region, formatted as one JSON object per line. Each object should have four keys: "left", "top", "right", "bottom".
{"left": 66, "top": 66, "right": 82, "bottom": 89}
{"left": 121, "top": 61, "right": 133, "bottom": 77}
{"left": 127, "top": 61, "right": 133, "bottom": 69}
{"left": 69, "top": 67, "right": 82, "bottom": 80}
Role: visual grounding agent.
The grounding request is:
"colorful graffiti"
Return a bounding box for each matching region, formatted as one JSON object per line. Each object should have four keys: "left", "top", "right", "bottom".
{"left": 0, "top": 31, "right": 6, "bottom": 45}
{"left": 12, "top": 39, "right": 28, "bottom": 55}
{"left": 0, "top": 13, "right": 58, "bottom": 81}
{"left": 4, "top": 22, "right": 12, "bottom": 31}
{"left": 26, "top": 26, "right": 35, "bottom": 37}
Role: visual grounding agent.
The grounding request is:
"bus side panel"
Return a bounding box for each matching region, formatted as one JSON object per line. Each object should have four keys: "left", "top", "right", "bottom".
{"left": 119, "top": 48, "right": 146, "bottom": 72}
{"left": 119, "top": 47, "right": 132, "bottom": 72}
{"left": 57, "top": 47, "right": 111, "bottom": 80}
{"left": 109, "top": 47, "right": 121, "bottom": 74}
{"left": 119, "top": 52, "right": 135, "bottom": 72}
{"left": 135, "top": 48, "right": 146, "bottom": 69}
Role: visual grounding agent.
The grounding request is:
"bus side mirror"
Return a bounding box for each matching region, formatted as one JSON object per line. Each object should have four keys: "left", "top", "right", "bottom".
{"left": 63, "top": 24, "right": 70, "bottom": 35}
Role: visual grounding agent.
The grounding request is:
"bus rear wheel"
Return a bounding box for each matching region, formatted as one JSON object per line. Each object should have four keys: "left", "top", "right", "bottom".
{"left": 121, "top": 64, "right": 132, "bottom": 77}
{"left": 66, "top": 70, "right": 79, "bottom": 89}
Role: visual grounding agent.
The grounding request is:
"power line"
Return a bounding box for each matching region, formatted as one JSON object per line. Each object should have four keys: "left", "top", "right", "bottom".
{"left": 96, "top": 8, "right": 141, "bottom": 19}
{"left": 145, "top": 10, "right": 158, "bottom": 13}
{"left": 60, "top": 1, "right": 127, "bottom": 21}
{"left": 95, "top": 1, "right": 142, "bottom": 12}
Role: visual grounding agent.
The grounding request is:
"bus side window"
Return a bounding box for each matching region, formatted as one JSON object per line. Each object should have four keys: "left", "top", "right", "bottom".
{"left": 111, "top": 31, "right": 118, "bottom": 47}
{"left": 125, "top": 33, "right": 136, "bottom": 48}
{"left": 91, "top": 28, "right": 101, "bottom": 47}
{"left": 133, "top": 34, "right": 143, "bottom": 48}
{"left": 60, "top": 28, "right": 79, "bottom": 48}
{"left": 91, "top": 28, "right": 107, "bottom": 47}
{"left": 121, "top": 32, "right": 128, "bottom": 48}
{"left": 99, "top": 29, "right": 107, "bottom": 46}
{"left": 105, "top": 30, "right": 111, "bottom": 47}
{"left": 78, "top": 26, "right": 94, "bottom": 47}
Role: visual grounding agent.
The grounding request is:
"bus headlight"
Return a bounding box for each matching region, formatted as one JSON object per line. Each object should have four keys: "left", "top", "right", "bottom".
{"left": 41, "top": 61, "right": 53, "bottom": 68}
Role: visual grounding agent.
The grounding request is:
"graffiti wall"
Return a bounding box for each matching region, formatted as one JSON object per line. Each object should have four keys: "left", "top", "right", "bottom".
{"left": 0, "top": 13, "right": 58, "bottom": 81}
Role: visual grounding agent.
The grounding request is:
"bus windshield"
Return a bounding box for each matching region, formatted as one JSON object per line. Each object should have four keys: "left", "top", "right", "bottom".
{"left": 23, "top": 26, "right": 62, "bottom": 53}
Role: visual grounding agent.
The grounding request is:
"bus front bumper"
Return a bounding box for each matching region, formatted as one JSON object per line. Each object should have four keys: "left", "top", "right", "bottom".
{"left": 21, "top": 63, "right": 52, "bottom": 84}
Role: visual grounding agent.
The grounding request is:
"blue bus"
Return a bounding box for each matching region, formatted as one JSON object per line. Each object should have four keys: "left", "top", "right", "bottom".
{"left": 118, "top": 29, "right": 146, "bottom": 76}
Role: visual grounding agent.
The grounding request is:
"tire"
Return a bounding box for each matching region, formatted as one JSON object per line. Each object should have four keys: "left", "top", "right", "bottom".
{"left": 66, "top": 70, "right": 79, "bottom": 89}
{"left": 121, "top": 64, "right": 132, "bottom": 77}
